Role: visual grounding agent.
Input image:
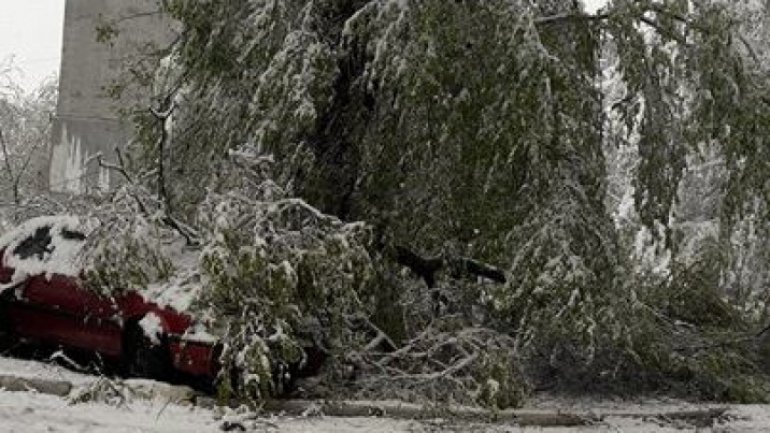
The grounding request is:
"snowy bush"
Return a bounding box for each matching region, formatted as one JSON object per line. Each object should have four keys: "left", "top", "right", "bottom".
{"left": 80, "top": 185, "right": 183, "bottom": 297}
{"left": 195, "top": 153, "right": 375, "bottom": 400}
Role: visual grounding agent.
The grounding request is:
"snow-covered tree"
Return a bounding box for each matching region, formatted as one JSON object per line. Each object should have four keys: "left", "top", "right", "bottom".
{"left": 89, "top": 0, "right": 770, "bottom": 405}
{"left": 0, "top": 69, "right": 56, "bottom": 206}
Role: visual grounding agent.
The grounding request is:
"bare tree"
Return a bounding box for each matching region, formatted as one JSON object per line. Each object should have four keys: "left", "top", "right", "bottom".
{"left": 0, "top": 60, "right": 57, "bottom": 206}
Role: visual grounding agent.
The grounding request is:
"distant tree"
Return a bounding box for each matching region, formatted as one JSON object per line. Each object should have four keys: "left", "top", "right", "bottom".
{"left": 0, "top": 62, "right": 57, "bottom": 206}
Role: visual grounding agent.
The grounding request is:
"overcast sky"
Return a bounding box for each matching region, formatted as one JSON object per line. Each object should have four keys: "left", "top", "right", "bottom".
{"left": 0, "top": 1, "right": 65, "bottom": 93}
{"left": 0, "top": 0, "right": 608, "bottom": 93}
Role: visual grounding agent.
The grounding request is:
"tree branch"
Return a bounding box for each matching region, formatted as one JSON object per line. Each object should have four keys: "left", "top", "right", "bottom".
{"left": 96, "top": 148, "right": 134, "bottom": 184}
{"left": 393, "top": 245, "right": 506, "bottom": 288}
{"left": 96, "top": 148, "right": 199, "bottom": 246}
{"left": 394, "top": 246, "right": 443, "bottom": 288}
{"left": 150, "top": 95, "right": 174, "bottom": 211}
{"left": 534, "top": 12, "right": 609, "bottom": 26}
{"left": 461, "top": 257, "right": 507, "bottom": 284}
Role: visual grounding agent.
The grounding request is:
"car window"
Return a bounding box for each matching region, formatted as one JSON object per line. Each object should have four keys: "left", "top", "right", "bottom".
{"left": 13, "top": 225, "right": 53, "bottom": 260}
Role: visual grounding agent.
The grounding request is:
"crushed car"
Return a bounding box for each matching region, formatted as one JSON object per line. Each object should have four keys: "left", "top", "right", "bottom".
{"left": 0, "top": 216, "right": 220, "bottom": 386}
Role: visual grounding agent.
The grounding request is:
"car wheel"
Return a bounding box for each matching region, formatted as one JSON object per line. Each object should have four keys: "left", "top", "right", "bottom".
{"left": 125, "top": 323, "right": 170, "bottom": 381}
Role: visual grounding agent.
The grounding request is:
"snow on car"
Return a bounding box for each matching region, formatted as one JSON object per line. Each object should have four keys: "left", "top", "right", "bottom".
{"left": 0, "top": 216, "right": 220, "bottom": 387}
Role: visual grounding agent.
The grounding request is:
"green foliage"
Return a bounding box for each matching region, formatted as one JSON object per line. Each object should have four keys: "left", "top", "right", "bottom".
{"left": 351, "top": 0, "right": 606, "bottom": 264}
{"left": 620, "top": 287, "right": 767, "bottom": 402}
{"left": 100, "top": 0, "right": 770, "bottom": 406}
{"left": 476, "top": 347, "right": 529, "bottom": 409}
{"left": 80, "top": 155, "right": 376, "bottom": 402}
{"left": 77, "top": 184, "right": 183, "bottom": 296}
{"left": 192, "top": 155, "right": 375, "bottom": 402}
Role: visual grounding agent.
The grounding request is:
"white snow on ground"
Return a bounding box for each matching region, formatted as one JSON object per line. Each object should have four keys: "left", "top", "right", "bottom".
{"left": 0, "top": 353, "right": 96, "bottom": 387}
{"left": 0, "top": 390, "right": 219, "bottom": 433}
{"left": 2, "top": 356, "right": 770, "bottom": 432}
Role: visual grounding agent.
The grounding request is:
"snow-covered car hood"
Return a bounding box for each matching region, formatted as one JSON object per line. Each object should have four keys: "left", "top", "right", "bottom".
{"left": 0, "top": 215, "right": 88, "bottom": 285}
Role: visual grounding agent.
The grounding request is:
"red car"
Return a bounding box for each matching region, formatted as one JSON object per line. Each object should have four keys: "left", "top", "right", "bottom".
{"left": 0, "top": 216, "right": 219, "bottom": 385}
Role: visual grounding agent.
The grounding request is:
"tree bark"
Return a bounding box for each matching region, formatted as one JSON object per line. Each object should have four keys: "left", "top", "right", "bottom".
{"left": 393, "top": 245, "right": 506, "bottom": 288}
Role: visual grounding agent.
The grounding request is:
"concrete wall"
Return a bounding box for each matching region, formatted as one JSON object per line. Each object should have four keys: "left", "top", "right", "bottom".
{"left": 49, "top": 0, "right": 174, "bottom": 193}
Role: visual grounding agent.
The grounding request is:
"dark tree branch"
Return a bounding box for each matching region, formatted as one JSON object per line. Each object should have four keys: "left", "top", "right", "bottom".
{"left": 461, "top": 257, "right": 507, "bottom": 284}
{"left": 393, "top": 246, "right": 506, "bottom": 289}
{"left": 97, "top": 147, "right": 134, "bottom": 184}
{"left": 395, "top": 246, "right": 444, "bottom": 288}
{"left": 534, "top": 12, "right": 610, "bottom": 26}
{"left": 149, "top": 96, "right": 201, "bottom": 246}
{"left": 150, "top": 94, "right": 174, "bottom": 211}
{"left": 96, "top": 146, "right": 199, "bottom": 247}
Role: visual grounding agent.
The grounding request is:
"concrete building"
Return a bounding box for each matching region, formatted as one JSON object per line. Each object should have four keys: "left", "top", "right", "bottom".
{"left": 49, "top": 0, "right": 173, "bottom": 194}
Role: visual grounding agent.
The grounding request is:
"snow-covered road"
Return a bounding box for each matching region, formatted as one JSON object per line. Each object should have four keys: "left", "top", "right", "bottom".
{"left": 0, "top": 354, "right": 429, "bottom": 432}
{"left": 0, "top": 390, "right": 219, "bottom": 432}
{"left": 0, "top": 386, "right": 428, "bottom": 433}
{"left": 1, "top": 355, "right": 770, "bottom": 432}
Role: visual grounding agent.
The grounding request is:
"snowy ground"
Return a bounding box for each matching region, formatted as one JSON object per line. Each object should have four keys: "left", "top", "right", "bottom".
{"left": 1, "top": 355, "right": 770, "bottom": 432}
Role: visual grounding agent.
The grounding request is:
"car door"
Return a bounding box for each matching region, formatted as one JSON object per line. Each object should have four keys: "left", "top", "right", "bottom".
{"left": 4, "top": 224, "right": 123, "bottom": 357}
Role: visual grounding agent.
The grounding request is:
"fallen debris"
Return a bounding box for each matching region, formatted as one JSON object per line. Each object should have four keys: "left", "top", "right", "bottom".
{"left": 0, "top": 374, "right": 72, "bottom": 396}
{"left": 261, "top": 399, "right": 732, "bottom": 428}
{"left": 652, "top": 407, "right": 730, "bottom": 428}
{"left": 261, "top": 399, "right": 600, "bottom": 426}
